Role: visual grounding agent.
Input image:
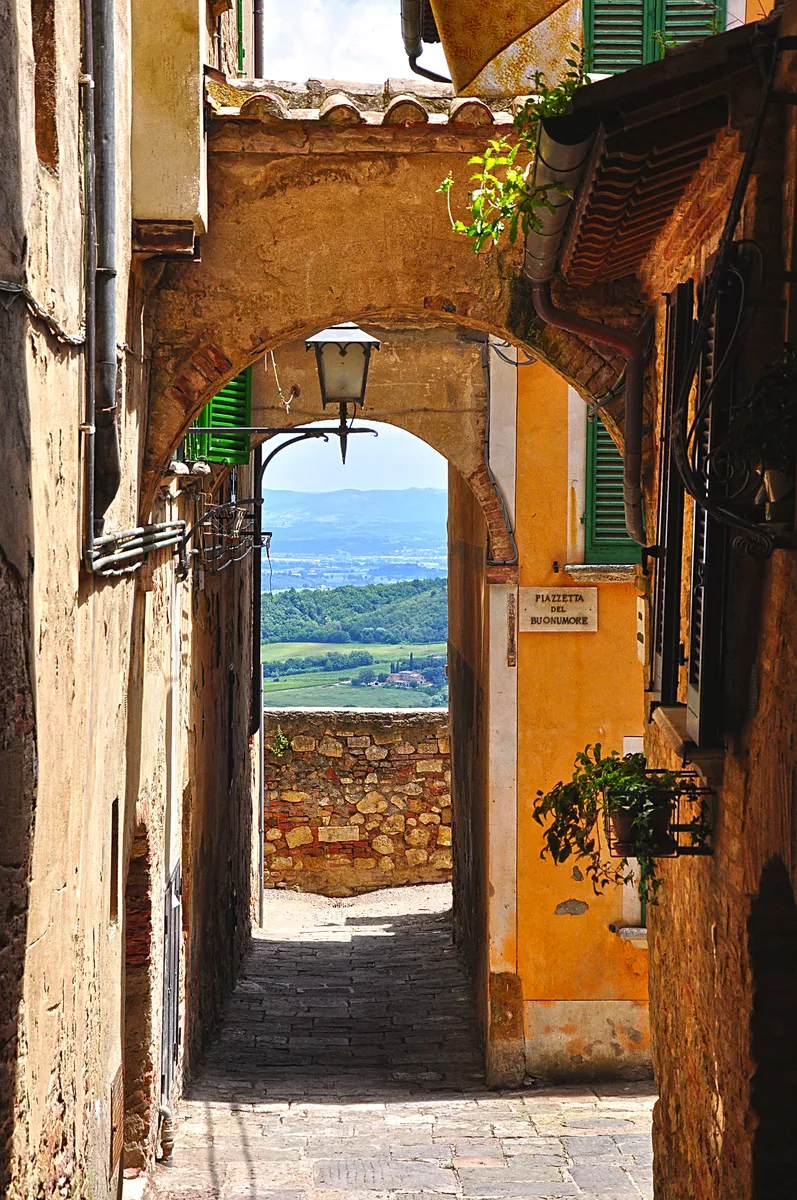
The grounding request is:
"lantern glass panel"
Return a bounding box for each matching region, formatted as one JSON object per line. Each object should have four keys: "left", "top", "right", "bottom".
{"left": 318, "top": 342, "right": 368, "bottom": 402}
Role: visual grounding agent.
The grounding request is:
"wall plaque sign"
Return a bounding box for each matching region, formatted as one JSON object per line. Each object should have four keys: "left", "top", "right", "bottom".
{"left": 519, "top": 586, "right": 598, "bottom": 632}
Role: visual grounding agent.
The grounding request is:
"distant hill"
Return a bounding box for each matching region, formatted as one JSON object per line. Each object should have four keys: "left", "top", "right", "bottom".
{"left": 261, "top": 577, "right": 448, "bottom": 644}
{"left": 261, "top": 488, "right": 447, "bottom": 557}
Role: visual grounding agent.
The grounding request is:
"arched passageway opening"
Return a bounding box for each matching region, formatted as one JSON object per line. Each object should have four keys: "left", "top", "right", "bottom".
{"left": 252, "top": 402, "right": 490, "bottom": 969}
{"left": 749, "top": 856, "right": 797, "bottom": 1199}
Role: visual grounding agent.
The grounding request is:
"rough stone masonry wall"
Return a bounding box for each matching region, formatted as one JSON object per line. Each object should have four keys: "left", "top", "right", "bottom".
{"left": 261, "top": 710, "right": 452, "bottom": 897}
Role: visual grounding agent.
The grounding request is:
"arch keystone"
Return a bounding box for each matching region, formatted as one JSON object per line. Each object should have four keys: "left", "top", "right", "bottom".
{"left": 318, "top": 94, "right": 366, "bottom": 125}
{"left": 383, "top": 95, "right": 429, "bottom": 126}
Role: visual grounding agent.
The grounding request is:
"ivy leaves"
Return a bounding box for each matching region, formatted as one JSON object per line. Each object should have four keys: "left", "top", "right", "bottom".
{"left": 438, "top": 51, "right": 587, "bottom": 254}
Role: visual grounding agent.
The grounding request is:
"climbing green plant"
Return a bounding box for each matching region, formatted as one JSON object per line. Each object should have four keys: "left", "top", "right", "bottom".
{"left": 438, "top": 50, "right": 588, "bottom": 253}
{"left": 268, "top": 726, "right": 290, "bottom": 758}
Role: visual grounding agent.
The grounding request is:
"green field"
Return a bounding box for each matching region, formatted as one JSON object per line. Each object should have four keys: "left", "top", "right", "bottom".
{"left": 260, "top": 641, "right": 446, "bottom": 664}
{"left": 263, "top": 683, "right": 445, "bottom": 709}
{"left": 261, "top": 640, "right": 448, "bottom": 709}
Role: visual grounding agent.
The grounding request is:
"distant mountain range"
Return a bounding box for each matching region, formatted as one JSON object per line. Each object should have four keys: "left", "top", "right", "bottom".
{"left": 260, "top": 488, "right": 447, "bottom": 590}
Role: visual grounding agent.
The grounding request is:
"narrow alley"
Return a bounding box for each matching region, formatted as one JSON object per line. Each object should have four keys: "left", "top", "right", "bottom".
{"left": 145, "top": 886, "right": 654, "bottom": 1200}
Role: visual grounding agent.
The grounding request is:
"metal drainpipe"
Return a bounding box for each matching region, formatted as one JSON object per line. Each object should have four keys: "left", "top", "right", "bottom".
{"left": 524, "top": 117, "right": 647, "bottom": 546}
{"left": 531, "top": 284, "right": 646, "bottom": 546}
{"left": 80, "top": 0, "right": 97, "bottom": 566}
{"left": 253, "top": 0, "right": 265, "bottom": 77}
{"left": 92, "top": 0, "right": 121, "bottom": 532}
{"left": 401, "top": 0, "right": 450, "bottom": 82}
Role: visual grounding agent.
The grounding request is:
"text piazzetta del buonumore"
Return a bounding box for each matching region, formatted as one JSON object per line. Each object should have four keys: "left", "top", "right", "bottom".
{"left": 519, "top": 587, "right": 598, "bottom": 633}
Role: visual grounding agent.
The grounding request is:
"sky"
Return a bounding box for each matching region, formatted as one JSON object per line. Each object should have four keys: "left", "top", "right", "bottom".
{"left": 262, "top": 420, "right": 448, "bottom": 492}
{"left": 263, "top": 0, "right": 449, "bottom": 88}
{"left": 261, "top": 1, "right": 449, "bottom": 492}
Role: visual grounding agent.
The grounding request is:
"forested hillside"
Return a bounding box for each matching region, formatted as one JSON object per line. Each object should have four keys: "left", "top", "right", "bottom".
{"left": 261, "top": 578, "right": 447, "bottom": 644}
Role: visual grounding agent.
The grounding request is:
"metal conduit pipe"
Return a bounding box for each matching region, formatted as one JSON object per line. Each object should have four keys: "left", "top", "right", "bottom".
{"left": 524, "top": 117, "right": 647, "bottom": 546}
{"left": 92, "top": 0, "right": 121, "bottom": 528}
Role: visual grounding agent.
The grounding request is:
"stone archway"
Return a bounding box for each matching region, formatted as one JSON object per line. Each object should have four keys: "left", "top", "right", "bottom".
{"left": 143, "top": 83, "right": 647, "bottom": 514}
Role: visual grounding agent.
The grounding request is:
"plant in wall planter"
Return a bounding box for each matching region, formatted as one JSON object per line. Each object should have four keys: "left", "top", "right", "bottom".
{"left": 531, "top": 745, "right": 703, "bottom": 904}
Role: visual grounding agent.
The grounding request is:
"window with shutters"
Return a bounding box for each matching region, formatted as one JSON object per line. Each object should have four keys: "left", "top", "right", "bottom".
{"left": 651, "top": 280, "right": 693, "bottom": 703}
{"left": 584, "top": 416, "right": 642, "bottom": 564}
{"left": 184, "top": 368, "right": 252, "bottom": 465}
{"left": 584, "top": 0, "right": 726, "bottom": 75}
{"left": 685, "top": 265, "right": 742, "bottom": 746}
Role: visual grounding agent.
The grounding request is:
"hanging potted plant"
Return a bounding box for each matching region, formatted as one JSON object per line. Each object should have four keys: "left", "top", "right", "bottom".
{"left": 532, "top": 744, "right": 699, "bottom": 904}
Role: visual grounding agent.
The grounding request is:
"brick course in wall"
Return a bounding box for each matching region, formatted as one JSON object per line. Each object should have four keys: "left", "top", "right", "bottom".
{"left": 261, "top": 710, "right": 452, "bottom": 896}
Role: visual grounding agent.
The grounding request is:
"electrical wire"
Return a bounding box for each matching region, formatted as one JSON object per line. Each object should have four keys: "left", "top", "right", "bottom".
{"left": 0, "top": 280, "right": 85, "bottom": 347}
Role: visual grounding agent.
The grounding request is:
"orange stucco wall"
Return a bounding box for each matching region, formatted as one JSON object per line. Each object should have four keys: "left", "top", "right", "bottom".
{"left": 514, "top": 361, "right": 650, "bottom": 1078}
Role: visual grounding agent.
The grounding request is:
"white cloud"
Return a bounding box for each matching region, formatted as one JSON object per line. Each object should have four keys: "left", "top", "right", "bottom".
{"left": 263, "top": 0, "right": 449, "bottom": 84}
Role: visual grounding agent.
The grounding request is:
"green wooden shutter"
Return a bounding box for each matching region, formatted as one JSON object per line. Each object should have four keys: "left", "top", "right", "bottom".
{"left": 662, "top": 0, "right": 726, "bottom": 47}
{"left": 584, "top": 0, "right": 653, "bottom": 73}
{"left": 585, "top": 416, "right": 642, "bottom": 564}
{"left": 185, "top": 368, "right": 252, "bottom": 465}
{"left": 584, "top": 0, "right": 725, "bottom": 75}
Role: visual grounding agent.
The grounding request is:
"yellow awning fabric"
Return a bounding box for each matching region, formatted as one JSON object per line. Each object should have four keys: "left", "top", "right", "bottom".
{"left": 429, "top": 0, "right": 580, "bottom": 95}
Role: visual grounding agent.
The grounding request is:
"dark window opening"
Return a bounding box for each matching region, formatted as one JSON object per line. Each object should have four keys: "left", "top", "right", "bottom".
{"left": 110, "top": 796, "right": 119, "bottom": 925}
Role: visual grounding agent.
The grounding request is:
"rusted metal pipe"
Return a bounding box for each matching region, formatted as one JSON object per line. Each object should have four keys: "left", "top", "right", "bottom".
{"left": 158, "top": 1104, "right": 175, "bottom": 1164}
{"left": 531, "top": 282, "right": 646, "bottom": 546}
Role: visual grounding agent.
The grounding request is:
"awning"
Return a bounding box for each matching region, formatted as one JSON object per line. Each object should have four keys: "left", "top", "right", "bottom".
{"left": 429, "top": 0, "right": 580, "bottom": 95}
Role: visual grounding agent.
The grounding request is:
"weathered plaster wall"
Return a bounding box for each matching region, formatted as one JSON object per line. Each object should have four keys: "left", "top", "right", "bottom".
{"left": 515, "top": 361, "right": 650, "bottom": 1081}
{"left": 259, "top": 710, "right": 451, "bottom": 896}
{"left": 0, "top": 0, "right": 255, "bottom": 1184}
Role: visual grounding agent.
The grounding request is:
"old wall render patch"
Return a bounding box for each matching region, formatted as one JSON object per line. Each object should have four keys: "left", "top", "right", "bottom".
{"left": 519, "top": 587, "right": 598, "bottom": 632}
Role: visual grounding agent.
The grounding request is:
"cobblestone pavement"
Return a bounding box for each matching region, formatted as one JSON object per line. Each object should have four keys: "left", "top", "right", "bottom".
{"left": 146, "top": 885, "right": 654, "bottom": 1200}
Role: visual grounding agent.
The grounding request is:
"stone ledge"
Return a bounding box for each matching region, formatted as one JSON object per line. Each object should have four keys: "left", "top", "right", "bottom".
{"left": 650, "top": 704, "right": 725, "bottom": 787}
{"left": 564, "top": 563, "right": 636, "bottom": 582}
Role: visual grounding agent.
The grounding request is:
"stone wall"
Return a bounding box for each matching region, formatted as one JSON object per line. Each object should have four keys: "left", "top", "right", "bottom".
{"left": 261, "top": 710, "right": 452, "bottom": 896}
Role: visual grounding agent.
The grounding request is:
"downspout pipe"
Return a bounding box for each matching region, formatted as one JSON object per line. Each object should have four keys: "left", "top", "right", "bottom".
{"left": 80, "top": 0, "right": 97, "bottom": 564}
{"left": 92, "top": 0, "right": 121, "bottom": 532}
{"left": 253, "top": 0, "right": 265, "bottom": 77}
{"left": 401, "top": 0, "right": 451, "bottom": 83}
{"left": 524, "top": 117, "right": 647, "bottom": 546}
{"left": 531, "top": 284, "right": 646, "bottom": 546}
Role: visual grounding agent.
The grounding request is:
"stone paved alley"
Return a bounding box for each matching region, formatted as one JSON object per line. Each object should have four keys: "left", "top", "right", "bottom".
{"left": 144, "top": 886, "right": 654, "bottom": 1200}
